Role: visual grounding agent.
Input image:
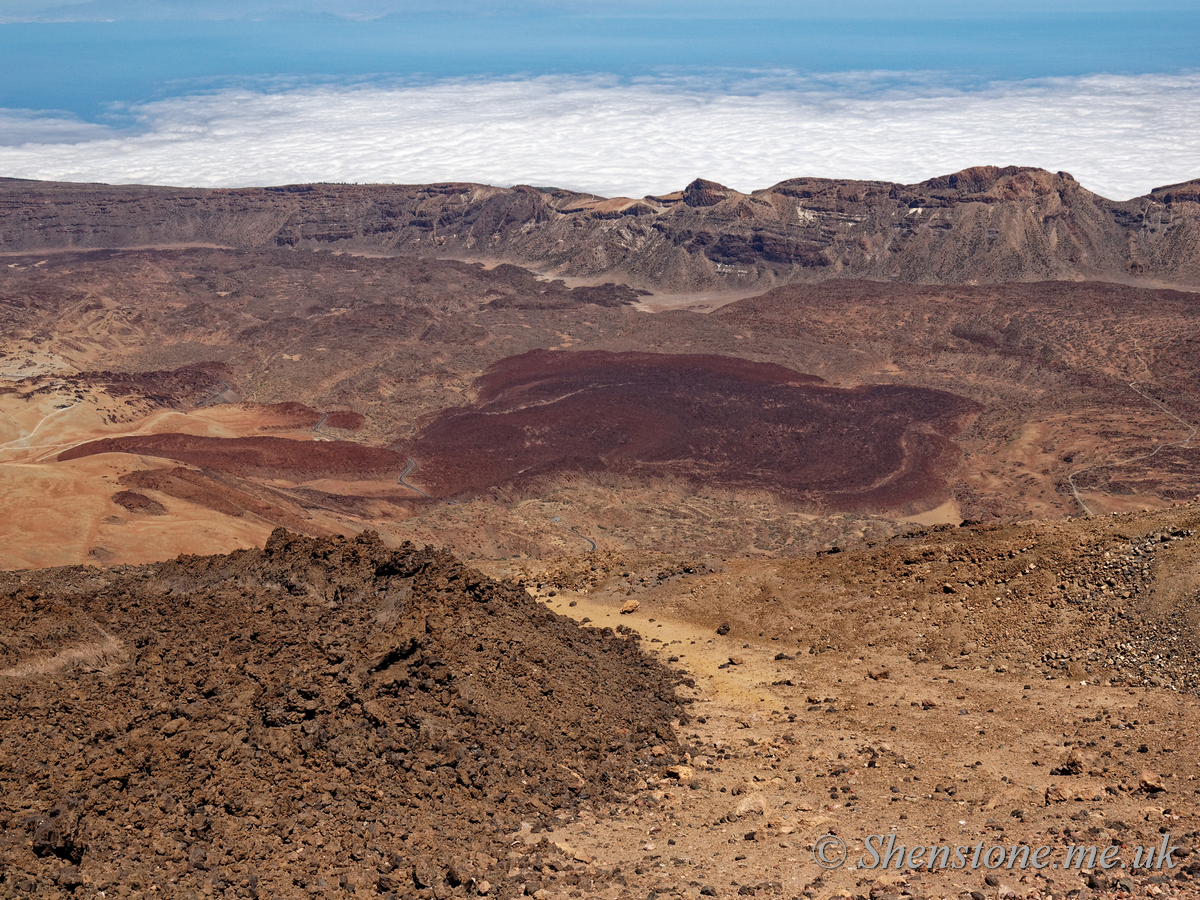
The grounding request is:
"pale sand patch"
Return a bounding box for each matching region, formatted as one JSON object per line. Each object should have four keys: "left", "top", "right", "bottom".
{"left": 634, "top": 287, "right": 764, "bottom": 313}
{"left": 0, "top": 455, "right": 272, "bottom": 570}
{"left": 898, "top": 497, "right": 961, "bottom": 526}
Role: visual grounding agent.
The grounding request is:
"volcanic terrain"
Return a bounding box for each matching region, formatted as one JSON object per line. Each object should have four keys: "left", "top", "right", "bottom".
{"left": 2, "top": 172, "right": 1200, "bottom": 900}
{"left": 4, "top": 508, "right": 1200, "bottom": 899}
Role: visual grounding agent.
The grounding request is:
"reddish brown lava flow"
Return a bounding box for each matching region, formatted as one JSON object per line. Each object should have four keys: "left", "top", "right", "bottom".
{"left": 56, "top": 353, "right": 977, "bottom": 513}
{"left": 58, "top": 434, "right": 402, "bottom": 481}
{"left": 397, "top": 350, "right": 980, "bottom": 512}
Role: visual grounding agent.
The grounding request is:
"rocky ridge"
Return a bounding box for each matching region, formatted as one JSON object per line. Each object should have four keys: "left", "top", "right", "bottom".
{"left": 2, "top": 167, "right": 1199, "bottom": 291}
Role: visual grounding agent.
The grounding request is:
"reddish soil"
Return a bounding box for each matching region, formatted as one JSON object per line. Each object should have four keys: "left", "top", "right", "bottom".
{"left": 117, "top": 467, "right": 336, "bottom": 535}
{"left": 398, "top": 350, "right": 978, "bottom": 513}
{"left": 251, "top": 404, "right": 363, "bottom": 431}
{"left": 324, "top": 411, "right": 365, "bottom": 431}
{"left": 254, "top": 402, "right": 323, "bottom": 428}
{"left": 59, "top": 434, "right": 404, "bottom": 481}
{"left": 66, "top": 363, "right": 233, "bottom": 408}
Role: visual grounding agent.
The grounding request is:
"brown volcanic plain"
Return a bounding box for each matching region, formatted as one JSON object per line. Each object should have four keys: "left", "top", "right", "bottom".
{"left": 2, "top": 241, "right": 1200, "bottom": 565}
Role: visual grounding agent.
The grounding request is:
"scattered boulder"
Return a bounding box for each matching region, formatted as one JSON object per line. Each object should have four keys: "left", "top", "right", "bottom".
{"left": 1053, "top": 747, "right": 1100, "bottom": 776}
{"left": 1140, "top": 770, "right": 1167, "bottom": 793}
{"left": 730, "top": 791, "right": 770, "bottom": 820}
{"left": 666, "top": 764, "right": 696, "bottom": 783}
{"left": 1045, "top": 784, "right": 1071, "bottom": 804}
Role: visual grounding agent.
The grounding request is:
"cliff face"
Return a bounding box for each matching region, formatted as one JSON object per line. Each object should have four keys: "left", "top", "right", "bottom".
{"left": 2, "top": 166, "right": 1198, "bottom": 291}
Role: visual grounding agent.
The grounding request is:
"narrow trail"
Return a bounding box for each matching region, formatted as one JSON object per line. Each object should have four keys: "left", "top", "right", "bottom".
{"left": 195, "top": 380, "right": 232, "bottom": 408}
{"left": 0, "top": 401, "right": 77, "bottom": 453}
{"left": 311, "top": 412, "right": 335, "bottom": 441}
{"left": 397, "top": 458, "right": 431, "bottom": 498}
{"left": 550, "top": 516, "right": 596, "bottom": 552}
{"left": 1067, "top": 380, "right": 1198, "bottom": 516}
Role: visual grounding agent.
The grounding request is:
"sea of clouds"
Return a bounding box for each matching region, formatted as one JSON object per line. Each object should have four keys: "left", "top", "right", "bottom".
{"left": 0, "top": 71, "right": 1196, "bottom": 200}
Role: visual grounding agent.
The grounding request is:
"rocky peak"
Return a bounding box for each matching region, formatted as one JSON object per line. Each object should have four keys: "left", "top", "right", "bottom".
{"left": 682, "top": 177, "right": 735, "bottom": 207}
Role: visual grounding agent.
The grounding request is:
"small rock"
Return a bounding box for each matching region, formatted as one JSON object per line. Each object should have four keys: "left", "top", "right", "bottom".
{"left": 1045, "top": 784, "right": 1070, "bottom": 804}
{"left": 52, "top": 866, "right": 83, "bottom": 888}
{"left": 1140, "top": 770, "right": 1166, "bottom": 793}
{"left": 187, "top": 844, "right": 209, "bottom": 870}
{"left": 478, "top": 881, "right": 492, "bottom": 895}
{"left": 731, "top": 791, "right": 770, "bottom": 819}
{"left": 716, "top": 622, "right": 731, "bottom": 635}
{"left": 984, "top": 786, "right": 1028, "bottom": 810}
{"left": 667, "top": 764, "right": 696, "bottom": 782}
{"left": 1054, "top": 747, "right": 1099, "bottom": 776}
{"left": 620, "top": 599, "right": 640, "bottom": 614}
{"left": 728, "top": 655, "right": 745, "bottom": 666}
{"left": 867, "top": 667, "right": 890, "bottom": 680}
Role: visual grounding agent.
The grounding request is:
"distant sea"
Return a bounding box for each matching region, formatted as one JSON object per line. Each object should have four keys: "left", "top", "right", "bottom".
{"left": 4, "top": 11, "right": 1197, "bottom": 122}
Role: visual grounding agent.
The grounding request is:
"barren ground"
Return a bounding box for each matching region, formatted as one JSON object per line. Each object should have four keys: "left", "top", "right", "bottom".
{"left": 2, "top": 244, "right": 1200, "bottom": 900}
{"left": 3, "top": 506, "right": 1200, "bottom": 899}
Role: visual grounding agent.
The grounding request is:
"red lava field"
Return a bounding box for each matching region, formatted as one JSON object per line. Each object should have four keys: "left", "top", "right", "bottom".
{"left": 396, "top": 351, "right": 979, "bottom": 512}
{"left": 60, "top": 434, "right": 403, "bottom": 482}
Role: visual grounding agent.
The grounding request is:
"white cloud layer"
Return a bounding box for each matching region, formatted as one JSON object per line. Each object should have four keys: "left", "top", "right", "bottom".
{"left": 1, "top": 72, "right": 1197, "bottom": 200}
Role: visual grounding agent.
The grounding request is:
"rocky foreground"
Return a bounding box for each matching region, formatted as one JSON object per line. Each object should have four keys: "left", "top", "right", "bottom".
{"left": 4, "top": 503, "right": 1200, "bottom": 900}
{"left": 0, "top": 530, "right": 688, "bottom": 898}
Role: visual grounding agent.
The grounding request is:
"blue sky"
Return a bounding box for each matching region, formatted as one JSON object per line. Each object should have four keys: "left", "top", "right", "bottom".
{"left": 5, "top": 0, "right": 1196, "bottom": 20}
{"left": 0, "top": 1, "right": 1197, "bottom": 198}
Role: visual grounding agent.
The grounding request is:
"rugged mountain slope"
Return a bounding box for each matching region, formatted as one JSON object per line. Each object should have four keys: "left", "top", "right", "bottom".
{"left": 2, "top": 167, "right": 1199, "bottom": 291}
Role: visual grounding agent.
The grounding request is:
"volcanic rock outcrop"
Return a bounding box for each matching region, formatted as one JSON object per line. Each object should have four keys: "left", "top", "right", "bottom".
{"left": 0, "top": 530, "right": 689, "bottom": 896}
